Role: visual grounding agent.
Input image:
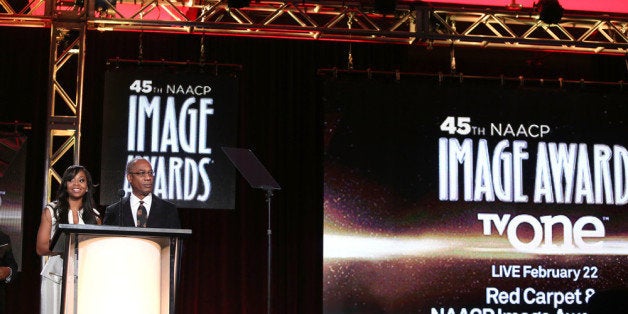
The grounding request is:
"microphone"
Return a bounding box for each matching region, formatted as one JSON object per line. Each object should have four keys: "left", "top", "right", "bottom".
{"left": 117, "top": 189, "right": 126, "bottom": 227}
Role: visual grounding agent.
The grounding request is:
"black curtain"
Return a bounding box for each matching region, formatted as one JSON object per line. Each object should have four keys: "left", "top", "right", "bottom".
{"left": 83, "top": 32, "right": 330, "bottom": 314}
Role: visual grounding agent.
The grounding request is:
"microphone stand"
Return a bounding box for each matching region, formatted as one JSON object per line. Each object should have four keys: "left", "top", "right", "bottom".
{"left": 265, "top": 188, "right": 273, "bottom": 314}
{"left": 117, "top": 189, "right": 125, "bottom": 227}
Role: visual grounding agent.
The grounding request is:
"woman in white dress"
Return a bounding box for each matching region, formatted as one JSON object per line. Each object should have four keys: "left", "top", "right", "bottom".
{"left": 36, "top": 165, "right": 101, "bottom": 314}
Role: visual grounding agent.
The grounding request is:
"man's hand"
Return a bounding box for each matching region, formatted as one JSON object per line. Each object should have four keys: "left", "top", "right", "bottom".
{"left": 0, "top": 267, "right": 11, "bottom": 281}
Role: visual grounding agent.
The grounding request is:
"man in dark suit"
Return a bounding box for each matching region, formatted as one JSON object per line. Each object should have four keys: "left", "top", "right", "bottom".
{"left": 104, "top": 157, "right": 181, "bottom": 228}
{"left": 0, "top": 229, "right": 17, "bottom": 314}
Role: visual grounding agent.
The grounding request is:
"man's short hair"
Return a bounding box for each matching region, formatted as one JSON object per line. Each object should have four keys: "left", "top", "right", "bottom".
{"left": 126, "top": 157, "right": 146, "bottom": 174}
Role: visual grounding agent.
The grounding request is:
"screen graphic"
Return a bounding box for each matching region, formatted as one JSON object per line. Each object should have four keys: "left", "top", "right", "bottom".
{"left": 100, "top": 65, "right": 239, "bottom": 209}
{"left": 323, "top": 77, "right": 627, "bottom": 314}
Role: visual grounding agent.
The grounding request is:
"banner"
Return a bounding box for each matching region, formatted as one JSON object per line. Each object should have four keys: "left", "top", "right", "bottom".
{"left": 323, "top": 77, "right": 627, "bottom": 313}
{"left": 100, "top": 65, "right": 239, "bottom": 209}
{"left": 0, "top": 132, "right": 27, "bottom": 270}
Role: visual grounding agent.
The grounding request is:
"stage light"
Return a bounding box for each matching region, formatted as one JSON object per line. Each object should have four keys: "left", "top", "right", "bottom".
{"left": 506, "top": 0, "right": 522, "bottom": 11}
{"left": 72, "top": 0, "right": 116, "bottom": 11}
{"left": 96, "top": 0, "right": 117, "bottom": 13}
{"left": 228, "top": 0, "right": 250, "bottom": 9}
{"left": 534, "top": 0, "right": 564, "bottom": 24}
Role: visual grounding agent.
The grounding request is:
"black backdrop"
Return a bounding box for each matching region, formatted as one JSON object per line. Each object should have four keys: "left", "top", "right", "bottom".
{"left": 1, "top": 25, "right": 626, "bottom": 313}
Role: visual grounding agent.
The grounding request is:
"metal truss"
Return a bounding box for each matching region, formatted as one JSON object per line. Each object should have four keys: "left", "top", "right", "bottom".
{"left": 43, "top": 19, "right": 86, "bottom": 204}
{"left": 31, "top": 0, "right": 88, "bottom": 204}
{"left": 2, "top": 1, "right": 628, "bottom": 55}
{"left": 2, "top": 0, "right": 628, "bottom": 204}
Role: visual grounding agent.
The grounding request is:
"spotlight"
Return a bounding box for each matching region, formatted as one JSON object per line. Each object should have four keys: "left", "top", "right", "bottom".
{"left": 506, "top": 0, "right": 522, "bottom": 11}
{"left": 534, "top": 0, "right": 564, "bottom": 24}
{"left": 95, "top": 0, "right": 117, "bottom": 17}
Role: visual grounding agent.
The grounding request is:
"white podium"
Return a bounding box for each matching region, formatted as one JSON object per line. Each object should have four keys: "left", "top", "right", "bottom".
{"left": 51, "top": 224, "right": 191, "bottom": 314}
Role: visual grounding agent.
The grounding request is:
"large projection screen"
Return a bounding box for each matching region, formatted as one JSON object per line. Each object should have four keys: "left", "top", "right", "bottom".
{"left": 100, "top": 64, "right": 239, "bottom": 209}
{"left": 322, "top": 76, "right": 627, "bottom": 314}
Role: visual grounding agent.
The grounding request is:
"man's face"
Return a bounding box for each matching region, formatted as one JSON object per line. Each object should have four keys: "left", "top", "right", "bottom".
{"left": 127, "top": 159, "right": 154, "bottom": 198}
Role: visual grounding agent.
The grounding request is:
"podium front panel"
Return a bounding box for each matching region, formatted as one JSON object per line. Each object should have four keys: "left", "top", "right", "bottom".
{"left": 62, "top": 231, "right": 181, "bottom": 314}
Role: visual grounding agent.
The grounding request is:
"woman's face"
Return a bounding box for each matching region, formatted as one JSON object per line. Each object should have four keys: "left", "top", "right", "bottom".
{"left": 66, "top": 170, "right": 88, "bottom": 201}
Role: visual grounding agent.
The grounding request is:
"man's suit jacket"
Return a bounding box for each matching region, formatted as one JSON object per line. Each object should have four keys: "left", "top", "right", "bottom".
{"left": 104, "top": 194, "right": 181, "bottom": 228}
{"left": 0, "top": 230, "right": 17, "bottom": 314}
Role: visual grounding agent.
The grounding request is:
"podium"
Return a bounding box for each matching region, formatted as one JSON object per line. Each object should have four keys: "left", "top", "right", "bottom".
{"left": 51, "top": 224, "right": 192, "bottom": 314}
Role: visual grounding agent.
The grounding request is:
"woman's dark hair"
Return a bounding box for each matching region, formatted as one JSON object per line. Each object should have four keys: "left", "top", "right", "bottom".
{"left": 53, "top": 165, "right": 99, "bottom": 225}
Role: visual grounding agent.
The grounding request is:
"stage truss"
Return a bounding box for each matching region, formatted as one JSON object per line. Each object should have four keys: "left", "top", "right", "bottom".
{"left": 1, "top": 0, "right": 628, "bottom": 202}
{"left": 2, "top": 1, "right": 628, "bottom": 54}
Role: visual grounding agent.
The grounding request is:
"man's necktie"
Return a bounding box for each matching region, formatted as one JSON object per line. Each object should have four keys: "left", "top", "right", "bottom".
{"left": 137, "top": 201, "right": 147, "bottom": 227}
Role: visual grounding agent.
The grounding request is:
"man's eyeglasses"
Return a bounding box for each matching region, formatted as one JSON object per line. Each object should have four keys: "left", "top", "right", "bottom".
{"left": 129, "top": 171, "right": 155, "bottom": 177}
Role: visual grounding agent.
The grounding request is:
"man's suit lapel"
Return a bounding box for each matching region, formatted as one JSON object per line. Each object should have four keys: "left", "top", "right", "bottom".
{"left": 123, "top": 197, "right": 135, "bottom": 227}
{"left": 146, "top": 194, "right": 160, "bottom": 227}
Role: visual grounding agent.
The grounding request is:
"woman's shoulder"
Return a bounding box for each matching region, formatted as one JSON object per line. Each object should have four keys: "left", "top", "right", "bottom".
{"left": 44, "top": 201, "right": 58, "bottom": 224}
{"left": 44, "top": 201, "right": 58, "bottom": 212}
